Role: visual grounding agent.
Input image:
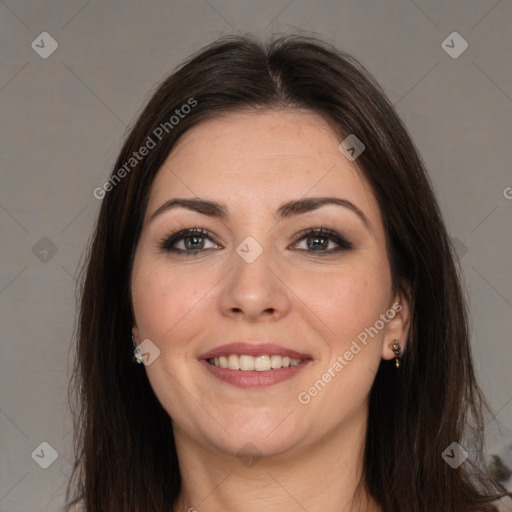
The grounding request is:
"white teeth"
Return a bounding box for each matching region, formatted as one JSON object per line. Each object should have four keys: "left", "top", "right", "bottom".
{"left": 208, "top": 354, "right": 304, "bottom": 370}
{"left": 239, "top": 355, "right": 255, "bottom": 371}
{"left": 228, "top": 354, "right": 240, "bottom": 370}
{"left": 270, "top": 355, "right": 282, "bottom": 369}
{"left": 255, "top": 355, "right": 271, "bottom": 371}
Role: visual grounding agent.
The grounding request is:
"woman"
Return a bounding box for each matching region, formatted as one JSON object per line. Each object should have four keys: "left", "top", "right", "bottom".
{"left": 65, "top": 34, "right": 512, "bottom": 511}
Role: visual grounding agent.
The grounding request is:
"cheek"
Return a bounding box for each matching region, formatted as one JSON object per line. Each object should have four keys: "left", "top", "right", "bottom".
{"left": 297, "top": 269, "right": 388, "bottom": 417}
{"left": 131, "top": 256, "right": 204, "bottom": 341}
{"left": 291, "top": 258, "right": 391, "bottom": 342}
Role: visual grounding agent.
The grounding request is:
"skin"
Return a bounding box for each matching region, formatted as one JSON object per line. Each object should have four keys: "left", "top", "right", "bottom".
{"left": 131, "top": 109, "right": 410, "bottom": 512}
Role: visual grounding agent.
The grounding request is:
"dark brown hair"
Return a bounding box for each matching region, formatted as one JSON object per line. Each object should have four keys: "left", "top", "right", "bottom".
{"left": 65, "top": 34, "right": 512, "bottom": 511}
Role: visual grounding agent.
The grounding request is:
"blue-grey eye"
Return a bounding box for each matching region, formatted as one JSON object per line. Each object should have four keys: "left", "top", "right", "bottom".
{"left": 293, "top": 228, "right": 352, "bottom": 254}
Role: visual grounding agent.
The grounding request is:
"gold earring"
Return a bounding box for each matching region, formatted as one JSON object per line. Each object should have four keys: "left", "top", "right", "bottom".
{"left": 392, "top": 339, "right": 402, "bottom": 368}
{"left": 132, "top": 335, "right": 143, "bottom": 364}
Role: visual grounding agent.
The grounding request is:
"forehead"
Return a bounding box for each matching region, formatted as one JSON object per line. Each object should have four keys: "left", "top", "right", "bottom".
{"left": 145, "top": 109, "right": 382, "bottom": 231}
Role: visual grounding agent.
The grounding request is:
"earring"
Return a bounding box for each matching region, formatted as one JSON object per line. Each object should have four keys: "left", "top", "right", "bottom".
{"left": 391, "top": 339, "right": 402, "bottom": 368}
{"left": 132, "top": 335, "right": 143, "bottom": 364}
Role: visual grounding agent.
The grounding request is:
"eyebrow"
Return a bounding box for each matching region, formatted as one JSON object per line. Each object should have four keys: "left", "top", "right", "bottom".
{"left": 149, "top": 196, "right": 371, "bottom": 231}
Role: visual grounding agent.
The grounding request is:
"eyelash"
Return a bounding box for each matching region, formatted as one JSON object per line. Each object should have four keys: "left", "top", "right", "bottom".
{"left": 158, "top": 226, "right": 353, "bottom": 257}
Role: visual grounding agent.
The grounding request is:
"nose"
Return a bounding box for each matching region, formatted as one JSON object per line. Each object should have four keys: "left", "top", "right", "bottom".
{"left": 218, "top": 244, "right": 292, "bottom": 322}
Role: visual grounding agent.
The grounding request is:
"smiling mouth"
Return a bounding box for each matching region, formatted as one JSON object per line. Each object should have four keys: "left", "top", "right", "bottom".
{"left": 207, "top": 354, "right": 304, "bottom": 371}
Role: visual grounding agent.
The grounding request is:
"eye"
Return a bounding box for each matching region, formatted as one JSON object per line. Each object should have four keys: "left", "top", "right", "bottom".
{"left": 159, "top": 226, "right": 352, "bottom": 257}
{"left": 159, "top": 227, "right": 220, "bottom": 255}
{"left": 292, "top": 227, "right": 352, "bottom": 255}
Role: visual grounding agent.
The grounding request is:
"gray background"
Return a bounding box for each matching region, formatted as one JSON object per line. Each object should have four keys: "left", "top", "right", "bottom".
{"left": 1, "top": 1, "right": 511, "bottom": 510}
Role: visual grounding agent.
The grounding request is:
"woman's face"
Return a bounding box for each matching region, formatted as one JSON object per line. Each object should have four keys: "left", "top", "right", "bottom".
{"left": 131, "top": 109, "right": 409, "bottom": 460}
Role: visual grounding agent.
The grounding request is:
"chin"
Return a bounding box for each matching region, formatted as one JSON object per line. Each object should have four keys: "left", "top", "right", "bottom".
{"left": 211, "top": 418, "right": 306, "bottom": 460}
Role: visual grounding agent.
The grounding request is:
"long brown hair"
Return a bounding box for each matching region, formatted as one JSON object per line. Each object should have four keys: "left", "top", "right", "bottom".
{"left": 65, "top": 34, "right": 512, "bottom": 511}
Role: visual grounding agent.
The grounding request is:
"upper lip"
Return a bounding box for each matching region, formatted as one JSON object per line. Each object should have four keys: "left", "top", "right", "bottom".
{"left": 198, "top": 342, "right": 312, "bottom": 360}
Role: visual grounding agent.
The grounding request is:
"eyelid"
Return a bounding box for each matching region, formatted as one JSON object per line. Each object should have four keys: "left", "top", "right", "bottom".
{"left": 292, "top": 226, "right": 347, "bottom": 243}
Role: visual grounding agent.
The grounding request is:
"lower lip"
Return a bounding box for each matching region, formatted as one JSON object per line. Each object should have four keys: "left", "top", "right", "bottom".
{"left": 200, "top": 359, "right": 311, "bottom": 388}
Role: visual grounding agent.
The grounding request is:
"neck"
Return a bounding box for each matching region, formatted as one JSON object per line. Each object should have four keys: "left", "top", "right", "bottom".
{"left": 171, "top": 404, "right": 382, "bottom": 512}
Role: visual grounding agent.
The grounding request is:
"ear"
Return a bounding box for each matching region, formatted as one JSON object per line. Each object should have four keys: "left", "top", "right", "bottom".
{"left": 381, "top": 281, "right": 411, "bottom": 361}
